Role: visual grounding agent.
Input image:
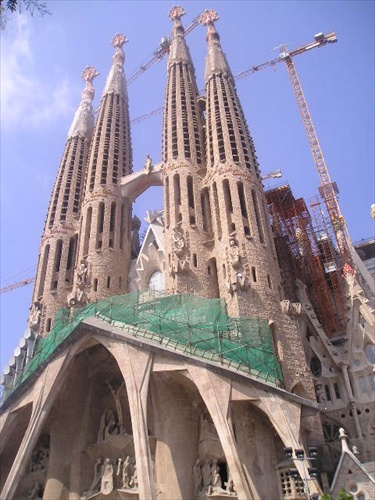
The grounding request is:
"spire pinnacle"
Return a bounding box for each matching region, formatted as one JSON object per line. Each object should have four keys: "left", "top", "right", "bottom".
{"left": 111, "top": 33, "right": 128, "bottom": 66}
{"left": 103, "top": 34, "right": 129, "bottom": 95}
{"left": 81, "top": 66, "right": 99, "bottom": 102}
{"left": 168, "top": 5, "right": 186, "bottom": 37}
{"left": 199, "top": 9, "right": 220, "bottom": 42}
{"left": 68, "top": 66, "right": 98, "bottom": 139}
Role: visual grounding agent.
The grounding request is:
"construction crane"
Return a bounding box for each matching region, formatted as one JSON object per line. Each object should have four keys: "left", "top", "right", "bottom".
{"left": 126, "top": 12, "right": 202, "bottom": 87}
{"left": 0, "top": 277, "right": 35, "bottom": 295}
{"left": 236, "top": 32, "right": 349, "bottom": 257}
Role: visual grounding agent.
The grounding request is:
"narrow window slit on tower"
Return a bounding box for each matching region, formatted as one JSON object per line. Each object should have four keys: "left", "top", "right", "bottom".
{"left": 252, "top": 267, "right": 257, "bottom": 283}
{"left": 38, "top": 245, "right": 50, "bottom": 298}
{"left": 93, "top": 278, "right": 98, "bottom": 292}
{"left": 213, "top": 182, "right": 222, "bottom": 239}
{"left": 251, "top": 189, "right": 265, "bottom": 244}
{"left": 109, "top": 202, "right": 116, "bottom": 248}
{"left": 237, "top": 182, "right": 251, "bottom": 237}
{"left": 107, "top": 276, "right": 111, "bottom": 289}
{"left": 223, "top": 179, "right": 234, "bottom": 233}
{"left": 65, "top": 235, "right": 78, "bottom": 284}
{"left": 83, "top": 207, "right": 92, "bottom": 257}
{"left": 201, "top": 187, "right": 213, "bottom": 235}
{"left": 174, "top": 173, "right": 181, "bottom": 224}
{"left": 193, "top": 254, "right": 197, "bottom": 268}
{"left": 187, "top": 176, "right": 196, "bottom": 226}
{"left": 51, "top": 239, "right": 63, "bottom": 291}
{"left": 96, "top": 202, "right": 105, "bottom": 250}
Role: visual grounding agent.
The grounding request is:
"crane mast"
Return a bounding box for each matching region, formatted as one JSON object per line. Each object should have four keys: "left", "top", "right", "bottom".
{"left": 280, "top": 43, "right": 351, "bottom": 256}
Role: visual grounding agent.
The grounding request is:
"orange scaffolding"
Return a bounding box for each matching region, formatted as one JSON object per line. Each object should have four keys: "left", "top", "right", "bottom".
{"left": 266, "top": 184, "right": 346, "bottom": 337}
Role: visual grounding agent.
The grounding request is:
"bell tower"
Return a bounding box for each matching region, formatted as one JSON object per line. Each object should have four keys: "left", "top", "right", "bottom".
{"left": 163, "top": 6, "right": 216, "bottom": 297}
{"left": 74, "top": 34, "right": 133, "bottom": 305}
{"left": 201, "top": 10, "right": 315, "bottom": 394}
{"left": 30, "top": 67, "right": 98, "bottom": 335}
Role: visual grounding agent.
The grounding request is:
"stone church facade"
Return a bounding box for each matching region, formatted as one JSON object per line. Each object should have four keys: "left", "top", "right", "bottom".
{"left": 1, "top": 6, "right": 374, "bottom": 500}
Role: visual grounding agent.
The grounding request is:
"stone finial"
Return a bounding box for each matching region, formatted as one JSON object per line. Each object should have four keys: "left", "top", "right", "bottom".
{"left": 168, "top": 5, "right": 185, "bottom": 21}
{"left": 199, "top": 9, "right": 220, "bottom": 43}
{"left": 111, "top": 33, "right": 128, "bottom": 66}
{"left": 81, "top": 66, "right": 99, "bottom": 102}
{"left": 199, "top": 9, "right": 219, "bottom": 26}
{"left": 112, "top": 33, "right": 128, "bottom": 48}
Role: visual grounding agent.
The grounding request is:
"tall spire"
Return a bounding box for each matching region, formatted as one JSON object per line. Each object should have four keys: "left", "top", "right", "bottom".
{"left": 30, "top": 68, "right": 98, "bottom": 335}
{"left": 68, "top": 66, "right": 99, "bottom": 139}
{"left": 199, "top": 9, "right": 233, "bottom": 81}
{"left": 162, "top": 5, "right": 204, "bottom": 166}
{"left": 74, "top": 34, "right": 133, "bottom": 305}
{"left": 103, "top": 33, "right": 128, "bottom": 95}
{"left": 162, "top": 6, "right": 213, "bottom": 296}
{"left": 201, "top": 12, "right": 316, "bottom": 396}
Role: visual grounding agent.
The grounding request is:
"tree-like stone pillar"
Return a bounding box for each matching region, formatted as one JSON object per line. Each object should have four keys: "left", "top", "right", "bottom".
{"left": 102, "top": 338, "right": 156, "bottom": 500}
{"left": 1, "top": 354, "right": 68, "bottom": 499}
{"left": 188, "top": 366, "right": 258, "bottom": 500}
{"left": 256, "top": 395, "right": 321, "bottom": 496}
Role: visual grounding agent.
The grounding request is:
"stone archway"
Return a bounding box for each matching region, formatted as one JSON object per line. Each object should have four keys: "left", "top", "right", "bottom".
{"left": 0, "top": 402, "right": 33, "bottom": 491}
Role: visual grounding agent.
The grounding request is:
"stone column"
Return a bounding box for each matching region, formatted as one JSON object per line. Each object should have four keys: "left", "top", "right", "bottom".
{"left": 188, "top": 366, "right": 258, "bottom": 500}
{"left": 102, "top": 338, "right": 156, "bottom": 500}
{"left": 256, "top": 394, "right": 321, "bottom": 496}
{"left": 1, "top": 353, "right": 68, "bottom": 499}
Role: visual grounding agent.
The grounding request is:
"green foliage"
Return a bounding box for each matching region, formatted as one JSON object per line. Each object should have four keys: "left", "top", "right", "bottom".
{"left": 321, "top": 488, "right": 353, "bottom": 500}
{"left": 2, "top": 0, "right": 49, "bottom": 15}
{"left": 1, "top": 0, "right": 50, "bottom": 29}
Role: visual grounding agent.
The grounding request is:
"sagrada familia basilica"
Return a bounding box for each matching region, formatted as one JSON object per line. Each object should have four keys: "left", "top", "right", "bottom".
{"left": 0, "top": 6, "right": 374, "bottom": 500}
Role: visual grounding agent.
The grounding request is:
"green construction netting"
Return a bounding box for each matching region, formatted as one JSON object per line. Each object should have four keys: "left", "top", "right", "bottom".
{"left": 4, "top": 290, "right": 283, "bottom": 400}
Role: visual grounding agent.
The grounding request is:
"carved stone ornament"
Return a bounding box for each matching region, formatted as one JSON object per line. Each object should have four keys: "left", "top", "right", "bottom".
{"left": 29, "top": 301, "right": 42, "bottom": 332}
{"left": 199, "top": 9, "right": 219, "bottom": 26}
{"left": 280, "top": 300, "right": 302, "bottom": 316}
{"left": 111, "top": 33, "right": 128, "bottom": 48}
{"left": 69, "top": 259, "right": 90, "bottom": 307}
{"left": 168, "top": 5, "right": 185, "bottom": 21}
{"left": 100, "top": 458, "right": 114, "bottom": 495}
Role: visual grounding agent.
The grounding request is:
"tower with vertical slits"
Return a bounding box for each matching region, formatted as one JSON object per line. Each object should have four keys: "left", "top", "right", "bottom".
{"left": 200, "top": 10, "right": 315, "bottom": 394}
{"left": 163, "top": 6, "right": 216, "bottom": 296}
{"left": 75, "top": 34, "right": 133, "bottom": 304}
{"left": 30, "top": 67, "right": 98, "bottom": 336}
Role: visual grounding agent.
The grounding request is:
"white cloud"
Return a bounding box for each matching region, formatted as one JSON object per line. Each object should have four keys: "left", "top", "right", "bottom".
{"left": 0, "top": 14, "right": 75, "bottom": 129}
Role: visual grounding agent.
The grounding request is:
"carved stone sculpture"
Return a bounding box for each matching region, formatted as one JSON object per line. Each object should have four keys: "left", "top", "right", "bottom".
{"left": 227, "top": 238, "right": 249, "bottom": 294}
{"left": 29, "top": 301, "right": 42, "bottom": 332}
{"left": 122, "top": 456, "right": 132, "bottom": 489}
{"left": 107, "top": 381, "right": 125, "bottom": 434}
{"left": 100, "top": 458, "right": 114, "bottom": 495}
{"left": 315, "top": 384, "right": 327, "bottom": 404}
{"left": 144, "top": 155, "right": 153, "bottom": 175}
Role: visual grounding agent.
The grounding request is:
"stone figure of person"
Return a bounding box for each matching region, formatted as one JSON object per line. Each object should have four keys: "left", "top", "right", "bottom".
{"left": 104, "top": 410, "right": 118, "bottom": 439}
{"left": 211, "top": 460, "right": 222, "bottom": 492}
{"left": 29, "top": 302, "right": 42, "bottom": 331}
{"left": 315, "top": 384, "right": 327, "bottom": 404}
{"left": 144, "top": 154, "right": 152, "bottom": 174}
{"left": 192, "top": 458, "right": 203, "bottom": 498}
{"left": 107, "top": 381, "right": 125, "bottom": 433}
{"left": 122, "top": 456, "right": 132, "bottom": 489}
{"left": 100, "top": 458, "right": 114, "bottom": 495}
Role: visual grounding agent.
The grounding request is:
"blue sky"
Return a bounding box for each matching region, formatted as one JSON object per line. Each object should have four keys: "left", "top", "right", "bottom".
{"left": 1, "top": 0, "right": 374, "bottom": 373}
